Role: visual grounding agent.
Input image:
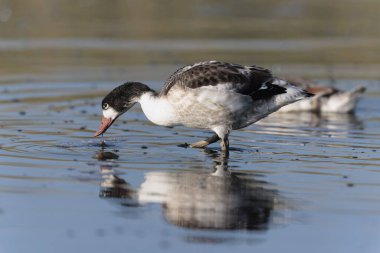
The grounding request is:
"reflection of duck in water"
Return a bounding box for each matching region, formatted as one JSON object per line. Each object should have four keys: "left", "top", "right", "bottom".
{"left": 99, "top": 165, "right": 138, "bottom": 206}
{"left": 278, "top": 78, "right": 365, "bottom": 113}
{"left": 142, "top": 166, "right": 277, "bottom": 230}
{"left": 99, "top": 152, "right": 282, "bottom": 230}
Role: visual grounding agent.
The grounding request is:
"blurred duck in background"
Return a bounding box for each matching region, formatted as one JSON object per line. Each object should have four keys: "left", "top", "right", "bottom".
{"left": 278, "top": 78, "right": 366, "bottom": 114}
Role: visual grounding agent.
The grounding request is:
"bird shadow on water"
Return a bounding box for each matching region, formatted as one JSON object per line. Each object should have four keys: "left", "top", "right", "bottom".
{"left": 96, "top": 148, "right": 284, "bottom": 232}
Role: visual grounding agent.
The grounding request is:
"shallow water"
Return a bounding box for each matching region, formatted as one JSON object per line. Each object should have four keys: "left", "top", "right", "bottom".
{"left": 1, "top": 1, "right": 380, "bottom": 251}
{"left": 0, "top": 80, "right": 380, "bottom": 253}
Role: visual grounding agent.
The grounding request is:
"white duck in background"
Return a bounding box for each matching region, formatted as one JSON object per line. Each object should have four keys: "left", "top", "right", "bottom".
{"left": 278, "top": 78, "right": 366, "bottom": 113}
{"left": 94, "top": 61, "right": 312, "bottom": 152}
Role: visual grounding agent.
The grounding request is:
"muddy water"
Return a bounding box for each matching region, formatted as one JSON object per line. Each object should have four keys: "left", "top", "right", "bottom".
{"left": 0, "top": 79, "right": 379, "bottom": 253}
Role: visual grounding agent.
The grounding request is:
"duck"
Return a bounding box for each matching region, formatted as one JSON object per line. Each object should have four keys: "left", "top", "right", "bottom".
{"left": 94, "top": 61, "right": 312, "bottom": 152}
{"left": 277, "top": 78, "right": 366, "bottom": 113}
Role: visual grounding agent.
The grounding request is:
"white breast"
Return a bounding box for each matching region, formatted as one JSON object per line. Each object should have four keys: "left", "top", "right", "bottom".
{"left": 138, "top": 93, "right": 179, "bottom": 127}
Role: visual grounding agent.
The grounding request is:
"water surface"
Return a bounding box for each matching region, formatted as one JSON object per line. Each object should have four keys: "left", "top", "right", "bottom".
{"left": 1, "top": 1, "right": 380, "bottom": 252}
{"left": 0, "top": 80, "right": 379, "bottom": 253}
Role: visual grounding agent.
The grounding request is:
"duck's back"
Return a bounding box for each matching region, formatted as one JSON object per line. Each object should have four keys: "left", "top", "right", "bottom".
{"left": 159, "top": 61, "right": 312, "bottom": 130}
{"left": 160, "top": 61, "right": 273, "bottom": 96}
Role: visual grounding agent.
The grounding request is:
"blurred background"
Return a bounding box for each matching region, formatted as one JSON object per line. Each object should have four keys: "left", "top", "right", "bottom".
{"left": 0, "top": 0, "right": 379, "bottom": 83}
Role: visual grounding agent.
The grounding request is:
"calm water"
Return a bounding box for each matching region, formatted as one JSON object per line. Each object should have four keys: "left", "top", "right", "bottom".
{"left": 0, "top": 79, "right": 379, "bottom": 253}
{"left": 1, "top": 1, "right": 380, "bottom": 252}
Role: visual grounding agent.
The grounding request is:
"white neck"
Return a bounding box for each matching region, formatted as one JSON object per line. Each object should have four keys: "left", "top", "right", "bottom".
{"left": 138, "top": 92, "right": 178, "bottom": 127}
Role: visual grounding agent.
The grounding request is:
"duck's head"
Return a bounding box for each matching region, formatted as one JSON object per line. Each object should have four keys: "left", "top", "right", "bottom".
{"left": 94, "top": 82, "right": 152, "bottom": 137}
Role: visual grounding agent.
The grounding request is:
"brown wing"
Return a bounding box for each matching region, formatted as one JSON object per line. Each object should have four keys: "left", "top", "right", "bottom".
{"left": 160, "top": 61, "right": 274, "bottom": 96}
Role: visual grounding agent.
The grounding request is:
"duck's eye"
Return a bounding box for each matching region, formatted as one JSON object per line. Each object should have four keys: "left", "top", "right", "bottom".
{"left": 102, "top": 103, "right": 109, "bottom": 110}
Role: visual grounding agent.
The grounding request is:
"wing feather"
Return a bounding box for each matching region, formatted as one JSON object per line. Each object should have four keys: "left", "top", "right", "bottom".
{"left": 160, "top": 61, "right": 274, "bottom": 96}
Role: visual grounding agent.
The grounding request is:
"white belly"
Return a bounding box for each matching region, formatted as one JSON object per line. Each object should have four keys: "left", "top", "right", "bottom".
{"left": 167, "top": 87, "right": 254, "bottom": 130}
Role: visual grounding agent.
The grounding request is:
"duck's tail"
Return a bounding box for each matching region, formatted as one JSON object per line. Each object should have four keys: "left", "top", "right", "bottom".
{"left": 248, "top": 78, "right": 313, "bottom": 116}
{"left": 246, "top": 78, "right": 314, "bottom": 124}
{"left": 349, "top": 85, "right": 366, "bottom": 96}
{"left": 269, "top": 78, "right": 314, "bottom": 108}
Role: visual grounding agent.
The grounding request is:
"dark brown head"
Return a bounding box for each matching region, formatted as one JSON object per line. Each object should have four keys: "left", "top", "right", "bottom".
{"left": 94, "top": 82, "right": 153, "bottom": 136}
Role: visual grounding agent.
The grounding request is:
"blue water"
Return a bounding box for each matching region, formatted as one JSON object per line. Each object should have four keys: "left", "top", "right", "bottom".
{"left": 0, "top": 80, "right": 379, "bottom": 253}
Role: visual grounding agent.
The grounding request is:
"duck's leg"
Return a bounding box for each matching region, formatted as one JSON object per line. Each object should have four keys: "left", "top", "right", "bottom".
{"left": 190, "top": 134, "right": 220, "bottom": 148}
{"left": 220, "top": 135, "right": 230, "bottom": 154}
{"left": 212, "top": 127, "right": 230, "bottom": 154}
